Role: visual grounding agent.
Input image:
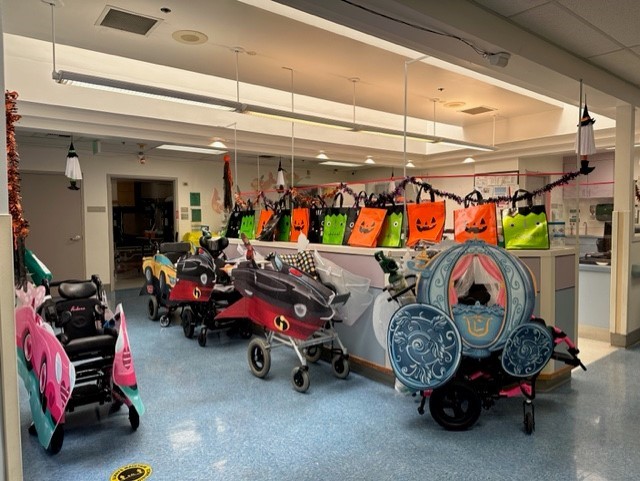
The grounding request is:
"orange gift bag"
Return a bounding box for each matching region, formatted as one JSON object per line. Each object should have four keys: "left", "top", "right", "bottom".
{"left": 406, "top": 186, "right": 446, "bottom": 246}
{"left": 453, "top": 189, "right": 498, "bottom": 245}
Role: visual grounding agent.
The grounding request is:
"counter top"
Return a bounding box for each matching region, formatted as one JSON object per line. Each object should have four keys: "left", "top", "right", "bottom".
{"left": 579, "top": 263, "right": 611, "bottom": 273}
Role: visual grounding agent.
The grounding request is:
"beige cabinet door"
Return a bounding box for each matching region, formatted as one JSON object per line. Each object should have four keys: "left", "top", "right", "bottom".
{"left": 21, "top": 172, "right": 85, "bottom": 281}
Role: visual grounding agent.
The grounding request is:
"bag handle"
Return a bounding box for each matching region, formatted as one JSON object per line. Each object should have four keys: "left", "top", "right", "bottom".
{"left": 511, "top": 189, "right": 533, "bottom": 208}
{"left": 332, "top": 192, "right": 344, "bottom": 208}
{"left": 416, "top": 184, "right": 435, "bottom": 203}
{"left": 314, "top": 195, "right": 326, "bottom": 209}
{"left": 464, "top": 189, "right": 483, "bottom": 208}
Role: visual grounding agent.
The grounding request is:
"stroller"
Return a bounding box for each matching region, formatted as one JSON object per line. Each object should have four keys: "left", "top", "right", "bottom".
{"left": 378, "top": 240, "right": 585, "bottom": 434}
{"left": 215, "top": 235, "right": 351, "bottom": 392}
{"left": 15, "top": 276, "right": 144, "bottom": 454}
{"left": 145, "top": 228, "right": 248, "bottom": 346}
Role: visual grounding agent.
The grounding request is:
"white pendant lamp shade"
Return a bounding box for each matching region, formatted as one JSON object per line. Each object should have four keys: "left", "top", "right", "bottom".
{"left": 276, "top": 160, "right": 286, "bottom": 189}
{"left": 65, "top": 142, "right": 82, "bottom": 180}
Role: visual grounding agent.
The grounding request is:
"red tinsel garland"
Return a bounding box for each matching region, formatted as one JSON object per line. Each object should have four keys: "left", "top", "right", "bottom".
{"left": 5, "top": 91, "right": 29, "bottom": 246}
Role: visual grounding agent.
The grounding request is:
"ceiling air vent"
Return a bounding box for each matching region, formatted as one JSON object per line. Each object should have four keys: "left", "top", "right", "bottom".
{"left": 96, "top": 6, "right": 161, "bottom": 36}
{"left": 460, "top": 106, "right": 496, "bottom": 115}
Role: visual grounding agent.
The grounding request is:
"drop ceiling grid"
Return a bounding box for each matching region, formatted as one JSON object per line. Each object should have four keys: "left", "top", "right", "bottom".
{"left": 589, "top": 49, "right": 640, "bottom": 88}
{"left": 509, "top": 3, "right": 620, "bottom": 58}
{"left": 556, "top": 0, "right": 640, "bottom": 47}
{"left": 474, "top": 0, "right": 550, "bottom": 18}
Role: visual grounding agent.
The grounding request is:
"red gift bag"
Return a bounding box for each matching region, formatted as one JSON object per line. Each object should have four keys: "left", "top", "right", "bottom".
{"left": 453, "top": 190, "right": 498, "bottom": 245}
{"left": 406, "top": 187, "right": 446, "bottom": 246}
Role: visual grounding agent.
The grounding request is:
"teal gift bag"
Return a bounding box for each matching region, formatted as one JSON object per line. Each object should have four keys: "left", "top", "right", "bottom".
{"left": 501, "top": 189, "right": 549, "bottom": 250}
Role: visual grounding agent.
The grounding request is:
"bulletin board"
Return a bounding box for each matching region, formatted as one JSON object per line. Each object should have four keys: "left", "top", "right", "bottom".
{"left": 474, "top": 171, "right": 519, "bottom": 206}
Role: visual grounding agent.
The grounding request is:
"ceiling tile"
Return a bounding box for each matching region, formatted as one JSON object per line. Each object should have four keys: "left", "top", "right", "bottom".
{"left": 511, "top": 3, "right": 620, "bottom": 58}
{"left": 474, "top": 0, "right": 549, "bottom": 18}
{"left": 591, "top": 49, "right": 640, "bottom": 88}
{"left": 558, "top": 0, "right": 640, "bottom": 47}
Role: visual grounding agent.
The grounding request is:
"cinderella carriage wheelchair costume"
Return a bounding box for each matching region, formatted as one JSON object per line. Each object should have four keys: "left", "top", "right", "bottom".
{"left": 382, "top": 240, "right": 585, "bottom": 434}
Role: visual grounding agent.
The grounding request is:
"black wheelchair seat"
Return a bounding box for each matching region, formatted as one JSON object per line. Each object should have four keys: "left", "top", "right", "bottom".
{"left": 64, "top": 333, "right": 117, "bottom": 358}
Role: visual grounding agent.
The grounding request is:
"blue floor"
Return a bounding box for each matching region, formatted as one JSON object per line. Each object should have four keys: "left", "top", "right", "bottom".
{"left": 19, "top": 288, "right": 640, "bottom": 480}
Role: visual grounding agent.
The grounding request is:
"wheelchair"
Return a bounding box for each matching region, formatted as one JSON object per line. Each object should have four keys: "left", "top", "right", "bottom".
{"left": 381, "top": 240, "right": 585, "bottom": 434}
{"left": 25, "top": 275, "right": 143, "bottom": 453}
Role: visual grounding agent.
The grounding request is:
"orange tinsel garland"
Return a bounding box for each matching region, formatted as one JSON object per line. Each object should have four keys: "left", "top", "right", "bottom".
{"left": 6, "top": 90, "right": 29, "bottom": 246}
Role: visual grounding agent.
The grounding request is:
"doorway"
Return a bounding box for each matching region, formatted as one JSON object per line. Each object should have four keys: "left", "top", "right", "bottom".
{"left": 111, "top": 178, "right": 175, "bottom": 290}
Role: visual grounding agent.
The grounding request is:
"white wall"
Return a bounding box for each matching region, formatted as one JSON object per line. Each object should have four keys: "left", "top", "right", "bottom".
{"left": 16, "top": 142, "right": 347, "bottom": 285}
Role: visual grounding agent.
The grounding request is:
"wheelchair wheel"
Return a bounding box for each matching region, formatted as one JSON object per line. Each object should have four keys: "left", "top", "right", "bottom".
{"left": 429, "top": 381, "right": 482, "bottom": 431}
{"left": 159, "top": 314, "right": 171, "bottom": 328}
{"left": 304, "top": 345, "right": 322, "bottom": 363}
{"left": 198, "top": 327, "right": 207, "bottom": 347}
{"left": 291, "top": 366, "right": 310, "bottom": 393}
{"left": 129, "top": 405, "right": 140, "bottom": 431}
{"left": 331, "top": 354, "right": 350, "bottom": 379}
{"left": 46, "top": 424, "right": 64, "bottom": 455}
{"left": 147, "top": 296, "right": 159, "bottom": 321}
{"left": 181, "top": 308, "right": 195, "bottom": 339}
{"left": 524, "top": 411, "right": 534, "bottom": 435}
{"left": 247, "top": 337, "right": 271, "bottom": 378}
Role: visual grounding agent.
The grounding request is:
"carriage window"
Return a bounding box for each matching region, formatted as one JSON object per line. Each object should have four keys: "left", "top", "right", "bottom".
{"left": 450, "top": 254, "right": 505, "bottom": 308}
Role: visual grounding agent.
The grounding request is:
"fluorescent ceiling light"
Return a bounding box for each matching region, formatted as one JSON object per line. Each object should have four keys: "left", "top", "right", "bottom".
{"left": 53, "top": 70, "right": 241, "bottom": 111}
{"left": 364, "top": 156, "right": 375, "bottom": 164}
{"left": 156, "top": 144, "right": 226, "bottom": 155}
{"left": 243, "top": 105, "right": 354, "bottom": 130}
{"left": 320, "top": 161, "right": 362, "bottom": 167}
{"left": 53, "top": 69, "right": 497, "bottom": 152}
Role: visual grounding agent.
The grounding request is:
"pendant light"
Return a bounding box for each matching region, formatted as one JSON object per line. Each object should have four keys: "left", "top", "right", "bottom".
{"left": 276, "top": 158, "right": 286, "bottom": 192}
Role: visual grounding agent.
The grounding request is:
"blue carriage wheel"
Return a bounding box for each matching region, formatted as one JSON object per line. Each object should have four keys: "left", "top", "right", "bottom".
{"left": 387, "top": 303, "right": 462, "bottom": 392}
{"left": 501, "top": 321, "right": 554, "bottom": 378}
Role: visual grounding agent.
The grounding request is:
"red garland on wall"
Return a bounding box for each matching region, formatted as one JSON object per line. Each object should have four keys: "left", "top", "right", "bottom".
{"left": 6, "top": 90, "right": 29, "bottom": 246}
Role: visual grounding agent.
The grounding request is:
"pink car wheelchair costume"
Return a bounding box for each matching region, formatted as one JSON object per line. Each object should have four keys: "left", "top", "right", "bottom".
{"left": 15, "top": 276, "right": 144, "bottom": 454}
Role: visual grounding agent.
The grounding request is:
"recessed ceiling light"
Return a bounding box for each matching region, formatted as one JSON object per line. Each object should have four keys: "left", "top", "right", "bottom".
{"left": 320, "top": 161, "right": 361, "bottom": 167}
{"left": 156, "top": 144, "right": 225, "bottom": 155}
{"left": 444, "top": 101, "right": 466, "bottom": 109}
{"left": 364, "top": 156, "right": 375, "bottom": 164}
{"left": 172, "top": 30, "right": 208, "bottom": 45}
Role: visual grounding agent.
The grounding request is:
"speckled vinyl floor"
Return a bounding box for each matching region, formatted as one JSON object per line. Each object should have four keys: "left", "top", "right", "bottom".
{"left": 19, "top": 288, "right": 639, "bottom": 481}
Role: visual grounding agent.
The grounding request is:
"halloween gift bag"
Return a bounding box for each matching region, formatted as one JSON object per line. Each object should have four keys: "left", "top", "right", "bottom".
{"left": 321, "top": 193, "right": 349, "bottom": 245}
{"left": 225, "top": 203, "right": 248, "bottom": 239}
{"left": 501, "top": 189, "right": 550, "bottom": 249}
{"left": 406, "top": 186, "right": 446, "bottom": 246}
{"left": 255, "top": 202, "right": 274, "bottom": 239}
{"left": 307, "top": 196, "right": 326, "bottom": 244}
{"left": 341, "top": 191, "right": 365, "bottom": 245}
{"left": 274, "top": 195, "right": 292, "bottom": 242}
{"left": 290, "top": 202, "right": 310, "bottom": 243}
{"left": 453, "top": 189, "right": 498, "bottom": 245}
{"left": 377, "top": 199, "right": 404, "bottom": 248}
{"left": 348, "top": 194, "right": 387, "bottom": 247}
{"left": 238, "top": 200, "right": 256, "bottom": 240}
